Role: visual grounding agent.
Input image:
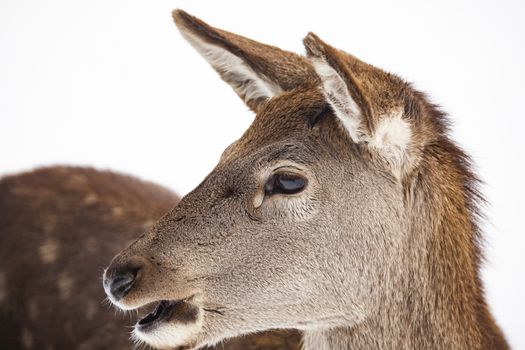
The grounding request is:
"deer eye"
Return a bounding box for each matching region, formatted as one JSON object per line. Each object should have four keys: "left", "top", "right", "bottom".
{"left": 264, "top": 173, "right": 307, "bottom": 195}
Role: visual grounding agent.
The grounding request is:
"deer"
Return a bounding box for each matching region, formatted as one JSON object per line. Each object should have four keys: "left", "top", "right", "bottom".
{"left": 0, "top": 166, "right": 300, "bottom": 349}
{"left": 101, "top": 9, "right": 509, "bottom": 350}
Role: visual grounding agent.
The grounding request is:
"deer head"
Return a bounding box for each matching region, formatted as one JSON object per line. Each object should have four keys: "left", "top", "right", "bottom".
{"left": 102, "top": 10, "right": 501, "bottom": 350}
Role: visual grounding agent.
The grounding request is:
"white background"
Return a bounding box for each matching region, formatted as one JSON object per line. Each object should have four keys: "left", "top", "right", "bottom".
{"left": 1, "top": 0, "right": 524, "bottom": 347}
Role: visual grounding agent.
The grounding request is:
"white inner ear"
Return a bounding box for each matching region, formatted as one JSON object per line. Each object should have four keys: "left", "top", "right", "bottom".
{"left": 369, "top": 110, "right": 412, "bottom": 173}
{"left": 311, "top": 58, "right": 363, "bottom": 142}
{"left": 179, "top": 30, "right": 282, "bottom": 105}
{"left": 312, "top": 58, "right": 412, "bottom": 176}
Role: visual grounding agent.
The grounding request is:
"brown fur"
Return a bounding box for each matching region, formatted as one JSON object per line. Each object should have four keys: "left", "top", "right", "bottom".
{"left": 0, "top": 166, "right": 300, "bottom": 349}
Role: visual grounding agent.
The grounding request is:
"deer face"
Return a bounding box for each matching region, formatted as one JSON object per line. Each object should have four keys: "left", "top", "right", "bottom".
{"left": 103, "top": 10, "right": 431, "bottom": 350}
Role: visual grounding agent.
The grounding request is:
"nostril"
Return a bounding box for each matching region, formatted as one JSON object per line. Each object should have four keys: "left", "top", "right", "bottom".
{"left": 109, "top": 267, "right": 139, "bottom": 301}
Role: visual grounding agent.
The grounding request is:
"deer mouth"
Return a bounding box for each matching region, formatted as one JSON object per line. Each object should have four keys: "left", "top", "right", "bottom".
{"left": 136, "top": 298, "right": 200, "bottom": 331}
{"left": 132, "top": 296, "right": 204, "bottom": 349}
{"left": 137, "top": 300, "right": 176, "bottom": 329}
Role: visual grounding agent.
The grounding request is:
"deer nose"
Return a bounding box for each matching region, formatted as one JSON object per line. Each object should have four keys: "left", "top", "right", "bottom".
{"left": 104, "top": 263, "right": 141, "bottom": 301}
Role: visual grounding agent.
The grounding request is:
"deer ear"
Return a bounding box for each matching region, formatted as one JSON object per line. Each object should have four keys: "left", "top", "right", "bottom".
{"left": 173, "top": 9, "right": 314, "bottom": 112}
{"left": 304, "top": 32, "right": 412, "bottom": 179}
{"left": 303, "top": 32, "right": 373, "bottom": 143}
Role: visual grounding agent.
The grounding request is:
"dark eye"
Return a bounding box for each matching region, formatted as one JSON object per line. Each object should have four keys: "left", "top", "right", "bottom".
{"left": 264, "top": 173, "right": 307, "bottom": 195}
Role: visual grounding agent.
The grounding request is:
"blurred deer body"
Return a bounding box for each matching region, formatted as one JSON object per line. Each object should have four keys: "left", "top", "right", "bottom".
{"left": 0, "top": 167, "right": 178, "bottom": 349}
{"left": 101, "top": 10, "right": 508, "bottom": 350}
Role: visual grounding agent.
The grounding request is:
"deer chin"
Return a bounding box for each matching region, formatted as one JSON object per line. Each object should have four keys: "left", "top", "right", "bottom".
{"left": 132, "top": 297, "right": 204, "bottom": 349}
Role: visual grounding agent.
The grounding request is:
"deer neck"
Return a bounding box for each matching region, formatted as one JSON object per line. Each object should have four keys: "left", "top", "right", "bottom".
{"left": 303, "top": 141, "right": 507, "bottom": 350}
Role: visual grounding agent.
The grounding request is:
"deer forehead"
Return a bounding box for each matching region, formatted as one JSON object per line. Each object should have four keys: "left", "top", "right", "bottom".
{"left": 218, "top": 90, "right": 325, "bottom": 157}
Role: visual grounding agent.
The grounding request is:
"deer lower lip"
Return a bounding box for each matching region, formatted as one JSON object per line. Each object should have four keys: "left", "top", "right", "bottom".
{"left": 136, "top": 300, "right": 180, "bottom": 329}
